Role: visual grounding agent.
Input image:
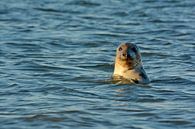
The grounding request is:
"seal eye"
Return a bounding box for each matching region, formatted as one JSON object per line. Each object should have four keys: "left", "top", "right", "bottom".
{"left": 119, "top": 47, "right": 122, "bottom": 51}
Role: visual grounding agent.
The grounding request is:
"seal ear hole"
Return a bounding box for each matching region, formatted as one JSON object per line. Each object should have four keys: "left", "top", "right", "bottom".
{"left": 119, "top": 47, "right": 122, "bottom": 51}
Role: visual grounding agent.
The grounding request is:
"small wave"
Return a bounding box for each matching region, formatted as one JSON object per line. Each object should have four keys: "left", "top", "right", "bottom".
{"left": 80, "top": 15, "right": 112, "bottom": 21}
{"left": 141, "top": 51, "right": 169, "bottom": 58}
{"left": 158, "top": 119, "right": 192, "bottom": 126}
{"left": 67, "top": 1, "right": 101, "bottom": 7}
{"left": 111, "top": 11, "right": 129, "bottom": 17}
{"left": 78, "top": 63, "right": 113, "bottom": 70}
{"left": 152, "top": 76, "right": 194, "bottom": 85}
{"left": 90, "top": 32, "right": 128, "bottom": 38}
{"left": 33, "top": 7, "right": 63, "bottom": 13}
{"left": 136, "top": 97, "right": 165, "bottom": 103}
{"left": 23, "top": 114, "right": 64, "bottom": 122}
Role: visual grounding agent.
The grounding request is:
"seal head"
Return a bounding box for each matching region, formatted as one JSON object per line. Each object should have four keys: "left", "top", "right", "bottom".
{"left": 113, "top": 43, "right": 150, "bottom": 84}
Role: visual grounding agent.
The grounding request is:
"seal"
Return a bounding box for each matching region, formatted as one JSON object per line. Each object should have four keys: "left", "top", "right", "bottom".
{"left": 113, "top": 42, "right": 150, "bottom": 84}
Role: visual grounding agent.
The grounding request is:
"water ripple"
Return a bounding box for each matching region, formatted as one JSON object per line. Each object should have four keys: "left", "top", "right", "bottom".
{"left": 0, "top": 0, "right": 195, "bottom": 129}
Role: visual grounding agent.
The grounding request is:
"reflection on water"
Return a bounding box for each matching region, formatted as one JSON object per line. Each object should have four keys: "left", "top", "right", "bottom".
{"left": 0, "top": 0, "right": 195, "bottom": 129}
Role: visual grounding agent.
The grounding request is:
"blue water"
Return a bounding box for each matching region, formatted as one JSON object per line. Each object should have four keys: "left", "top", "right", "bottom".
{"left": 0, "top": 0, "right": 195, "bottom": 129}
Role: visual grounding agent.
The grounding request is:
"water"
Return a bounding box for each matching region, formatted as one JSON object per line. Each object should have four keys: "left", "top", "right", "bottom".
{"left": 0, "top": 0, "right": 195, "bottom": 129}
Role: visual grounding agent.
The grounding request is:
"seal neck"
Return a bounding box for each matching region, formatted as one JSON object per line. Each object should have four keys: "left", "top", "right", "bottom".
{"left": 113, "top": 58, "right": 142, "bottom": 76}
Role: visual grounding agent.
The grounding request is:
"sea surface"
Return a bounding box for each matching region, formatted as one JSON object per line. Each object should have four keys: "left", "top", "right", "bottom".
{"left": 0, "top": 0, "right": 195, "bottom": 129}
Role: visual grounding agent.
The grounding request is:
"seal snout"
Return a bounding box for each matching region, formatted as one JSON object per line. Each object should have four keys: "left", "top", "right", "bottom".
{"left": 121, "top": 53, "right": 127, "bottom": 60}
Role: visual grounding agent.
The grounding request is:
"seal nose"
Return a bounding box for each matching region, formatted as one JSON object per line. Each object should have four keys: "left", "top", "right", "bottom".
{"left": 122, "top": 53, "right": 126, "bottom": 57}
